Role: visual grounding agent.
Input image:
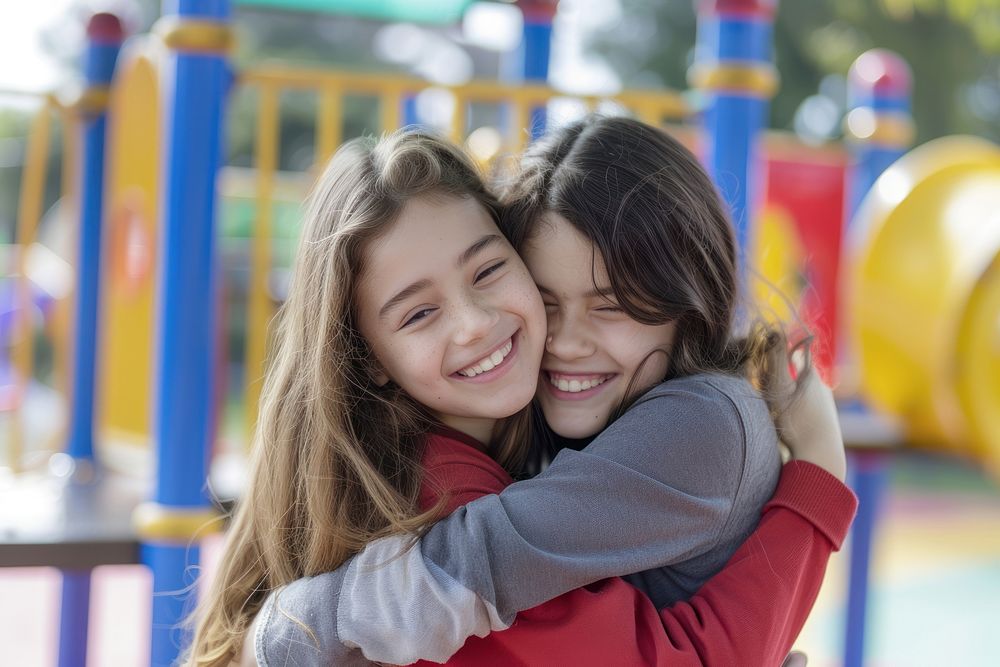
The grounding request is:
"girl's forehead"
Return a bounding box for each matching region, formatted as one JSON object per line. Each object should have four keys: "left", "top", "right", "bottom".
{"left": 523, "top": 214, "right": 612, "bottom": 289}
{"left": 526, "top": 214, "right": 598, "bottom": 259}
{"left": 367, "top": 196, "right": 497, "bottom": 257}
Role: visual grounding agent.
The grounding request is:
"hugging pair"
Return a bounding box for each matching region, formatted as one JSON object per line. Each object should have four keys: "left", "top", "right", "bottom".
{"left": 189, "top": 115, "right": 855, "bottom": 666}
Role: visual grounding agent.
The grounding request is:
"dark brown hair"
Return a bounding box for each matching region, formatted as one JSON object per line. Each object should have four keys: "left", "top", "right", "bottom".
{"left": 501, "top": 114, "right": 807, "bottom": 416}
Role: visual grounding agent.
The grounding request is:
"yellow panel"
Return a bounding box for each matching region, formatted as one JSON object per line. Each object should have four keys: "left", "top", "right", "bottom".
{"left": 846, "top": 136, "right": 1000, "bottom": 454}
{"left": 752, "top": 204, "right": 805, "bottom": 323}
{"left": 98, "top": 46, "right": 161, "bottom": 463}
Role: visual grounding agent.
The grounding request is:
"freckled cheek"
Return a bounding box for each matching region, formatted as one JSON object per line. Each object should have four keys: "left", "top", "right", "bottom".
{"left": 382, "top": 340, "right": 444, "bottom": 387}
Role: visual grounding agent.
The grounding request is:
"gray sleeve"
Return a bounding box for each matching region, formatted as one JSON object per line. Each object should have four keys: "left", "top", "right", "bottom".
{"left": 256, "top": 381, "right": 749, "bottom": 665}
{"left": 424, "top": 382, "right": 748, "bottom": 615}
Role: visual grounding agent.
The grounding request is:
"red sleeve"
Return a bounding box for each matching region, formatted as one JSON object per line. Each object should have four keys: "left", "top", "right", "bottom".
{"left": 653, "top": 461, "right": 857, "bottom": 666}
{"left": 417, "top": 458, "right": 856, "bottom": 667}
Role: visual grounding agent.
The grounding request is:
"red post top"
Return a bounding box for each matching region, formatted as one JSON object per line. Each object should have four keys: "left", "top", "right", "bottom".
{"left": 518, "top": 0, "right": 559, "bottom": 23}
{"left": 86, "top": 12, "right": 125, "bottom": 45}
{"left": 849, "top": 49, "right": 913, "bottom": 97}
{"left": 697, "top": 0, "right": 777, "bottom": 20}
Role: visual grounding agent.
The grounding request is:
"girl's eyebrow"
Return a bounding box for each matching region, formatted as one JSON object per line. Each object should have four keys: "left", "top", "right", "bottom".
{"left": 379, "top": 279, "right": 432, "bottom": 320}
{"left": 457, "top": 234, "right": 504, "bottom": 268}
{"left": 378, "top": 235, "right": 505, "bottom": 321}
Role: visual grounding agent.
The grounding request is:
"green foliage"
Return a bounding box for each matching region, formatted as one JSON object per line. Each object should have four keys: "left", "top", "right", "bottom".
{"left": 0, "top": 108, "right": 64, "bottom": 244}
{"left": 590, "top": 0, "right": 1000, "bottom": 143}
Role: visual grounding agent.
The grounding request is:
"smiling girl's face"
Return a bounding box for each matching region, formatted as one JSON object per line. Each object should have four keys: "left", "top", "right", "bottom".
{"left": 522, "top": 213, "right": 677, "bottom": 439}
{"left": 356, "top": 194, "right": 546, "bottom": 444}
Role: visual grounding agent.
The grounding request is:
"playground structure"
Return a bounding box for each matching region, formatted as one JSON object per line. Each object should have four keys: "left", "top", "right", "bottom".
{"left": 1, "top": 0, "right": 999, "bottom": 665}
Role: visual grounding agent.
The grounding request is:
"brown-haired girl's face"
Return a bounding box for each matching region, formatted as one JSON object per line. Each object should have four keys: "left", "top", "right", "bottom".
{"left": 356, "top": 195, "right": 546, "bottom": 443}
{"left": 523, "top": 213, "right": 677, "bottom": 439}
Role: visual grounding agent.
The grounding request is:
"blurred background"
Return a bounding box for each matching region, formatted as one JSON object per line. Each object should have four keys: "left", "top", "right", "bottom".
{"left": 1, "top": 0, "right": 999, "bottom": 665}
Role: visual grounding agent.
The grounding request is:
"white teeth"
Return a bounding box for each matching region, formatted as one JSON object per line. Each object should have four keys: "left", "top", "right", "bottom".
{"left": 458, "top": 339, "right": 513, "bottom": 377}
{"left": 549, "top": 374, "right": 610, "bottom": 393}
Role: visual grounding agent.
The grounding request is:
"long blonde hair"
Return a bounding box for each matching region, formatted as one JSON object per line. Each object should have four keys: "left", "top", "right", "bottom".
{"left": 187, "top": 130, "right": 532, "bottom": 665}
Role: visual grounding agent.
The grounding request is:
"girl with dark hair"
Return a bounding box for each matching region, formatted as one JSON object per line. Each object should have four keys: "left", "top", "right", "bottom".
{"left": 241, "top": 119, "right": 855, "bottom": 666}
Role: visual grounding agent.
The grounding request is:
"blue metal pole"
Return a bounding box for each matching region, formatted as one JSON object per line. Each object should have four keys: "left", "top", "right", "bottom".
{"left": 502, "top": 1, "right": 557, "bottom": 140}
{"left": 56, "top": 14, "right": 124, "bottom": 667}
{"left": 403, "top": 95, "right": 420, "bottom": 127}
{"left": 845, "top": 452, "right": 889, "bottom": 667}
{"left": 66, "top": 13, "right": 123, "bottom": 462}
{"left": 689, "top": 0, "right": 778, "bottom": 269}
{"left": 841, "top": 49, "right": 913, "bottom": 667}
{"left": 844, "top": 49, "right": 914, "bottom": 221}
{"left": 57, "top": 572, "right": 92, "bottom": 667}
{"left": 134, "top": 2, "right": 229, "bottom": 664}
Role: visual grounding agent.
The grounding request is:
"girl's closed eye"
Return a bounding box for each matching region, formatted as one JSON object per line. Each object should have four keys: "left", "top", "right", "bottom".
{"left": 402, "top": 307, "right": 437, "bottom": 328}
{"left": 474, "top": 260, "right": 507, "bottom": 284}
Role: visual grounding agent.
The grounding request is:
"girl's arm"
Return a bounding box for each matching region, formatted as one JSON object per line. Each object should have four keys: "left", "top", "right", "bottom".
{"left": 253, "top": 459, "right": 855, "bottom": 666}
{"left": 256, "top": 379, "right": 850, "bottom": 665}
{"left": 256, "top": 379, "right": 758, "bottom": 663}
{"left": 433, "top": 460, "right": 854, "bottom": 667}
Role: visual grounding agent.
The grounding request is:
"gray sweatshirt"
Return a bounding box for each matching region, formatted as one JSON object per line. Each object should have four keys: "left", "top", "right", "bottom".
{"left": 255, "top": 373, "right": 781, "bottom": 666}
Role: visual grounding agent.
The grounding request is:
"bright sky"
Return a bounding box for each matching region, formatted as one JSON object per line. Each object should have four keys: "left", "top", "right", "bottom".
{"left": 0, "top": 0, "right": 622, "bottom": 102}
{"left": 0, "top": 0, "right": 81, "bottom": 95}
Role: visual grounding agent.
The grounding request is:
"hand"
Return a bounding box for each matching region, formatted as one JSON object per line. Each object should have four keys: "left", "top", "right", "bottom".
{"left": 767, "top": 347, "right": 846, "bottom": 482}
{"left": 781, "top": 650, "right": 808, "bottom": 667}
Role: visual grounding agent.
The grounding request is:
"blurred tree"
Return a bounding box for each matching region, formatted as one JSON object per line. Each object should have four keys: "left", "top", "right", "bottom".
{"left": 589, "top": 0, "right": 1000, "bottom": 143}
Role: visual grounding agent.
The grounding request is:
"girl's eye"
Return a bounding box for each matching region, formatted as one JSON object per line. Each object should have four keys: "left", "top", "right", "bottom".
{"left": 474, "top": 260, "right": 507, "bottom": 284}
{"left": 402, "top": 308, "right": 436, "bottom": 328}
{"left": 597, "top": 305, "right": 623, "bottom": 314}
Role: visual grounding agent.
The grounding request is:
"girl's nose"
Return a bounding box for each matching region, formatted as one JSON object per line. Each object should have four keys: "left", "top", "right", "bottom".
{"left": 545, "top": 314, "right": 596, "bottom": 361}
{"left": 453, "top": 300, "right": 500, "bottom": 347}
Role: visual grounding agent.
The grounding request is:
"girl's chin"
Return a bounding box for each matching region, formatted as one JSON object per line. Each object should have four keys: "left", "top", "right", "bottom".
{"left": 542, "top": 414, "right": 606, "bottom": 440}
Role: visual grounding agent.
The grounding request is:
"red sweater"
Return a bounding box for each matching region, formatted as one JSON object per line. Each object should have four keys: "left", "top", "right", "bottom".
{"left": 413, "top": 430, "right": 857, "bottom": 666}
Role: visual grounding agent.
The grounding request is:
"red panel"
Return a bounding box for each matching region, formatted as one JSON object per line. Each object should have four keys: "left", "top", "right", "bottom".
{"left": 764, "top": 145, "right": 848, "bottom": 379}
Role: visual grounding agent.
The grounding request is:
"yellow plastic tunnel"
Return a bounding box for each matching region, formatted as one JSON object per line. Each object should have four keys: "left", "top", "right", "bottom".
{"left": 844, "top": 136, "right": 1000, "bottom": 477}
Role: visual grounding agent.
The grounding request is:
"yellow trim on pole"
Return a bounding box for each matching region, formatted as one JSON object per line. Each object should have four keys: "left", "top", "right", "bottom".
{"left": 380, "top": 86, "right": 402, "bottom": 132}
{"left": 316, "top": 87, "right": 342, "bottom": 165}
{"left": 154, "top": 16, "right": 235, "bottom": 54}
{"left": 132, "top": 501, "right": 224, "bottom": 542}
{"left": 53, "top": 107, "right": 78, "bottom": 421}
{"left": 10, "top": 107, "right": 53, "bottom": 469}
{"left": 245, "top": 85, "right": 280, "bottom": 440}
{"left": 511, "top": 99, "right": 531, "bottom": 154}
{"left": 239, "top": 66, "right": 690, "bottom": 123}
{"left": 688, "top": 62, "right": 779, "bottom": 98}
{"left": 69, "top": 86, "right": 111, "bottom": 115}
{"left": 843, "top": 110, "right": 915, "bottom": 148}
{"left": 635, "top": 102, "right": 661, "bottom": 127}
{"left": 450, "top": 95, "right": 466, "bottom": 143}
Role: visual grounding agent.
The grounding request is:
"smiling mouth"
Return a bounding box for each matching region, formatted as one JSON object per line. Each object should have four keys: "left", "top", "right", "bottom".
{"left": 455, "top": 336, "right": 515, "bottom": 378}
{"left": 545, "top": 372, "right": 615, "bottom": 394}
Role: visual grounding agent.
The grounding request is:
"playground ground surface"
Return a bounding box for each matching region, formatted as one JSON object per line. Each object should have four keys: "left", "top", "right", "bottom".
{"left": 1, "top": 450, "right": 998, "bottom": 666}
